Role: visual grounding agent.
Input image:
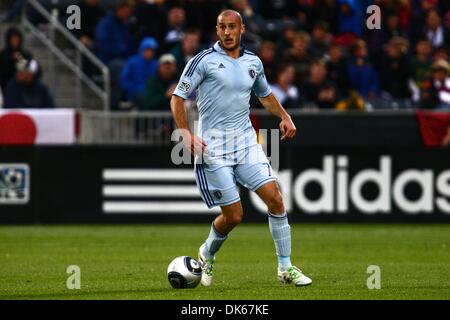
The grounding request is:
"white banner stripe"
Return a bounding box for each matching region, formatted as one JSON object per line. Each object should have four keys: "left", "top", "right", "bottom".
{"left": 103, "top": 201, "right": 220, "bottom": 214}
{"left": 103, "top": 169, "right": 195, "bottom": 181}
{"left": 103, "top": 185, "right": 200, "bottom": 197}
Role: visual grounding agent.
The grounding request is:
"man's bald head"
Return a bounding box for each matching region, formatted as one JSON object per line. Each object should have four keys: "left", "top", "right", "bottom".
{"left": 217, "top": 10, "right": 243, "bottom": 26}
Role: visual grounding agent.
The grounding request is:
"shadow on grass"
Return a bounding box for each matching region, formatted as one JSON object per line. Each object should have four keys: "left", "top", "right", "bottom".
{"left": 0, "top": 287, "right": 179, "bottom": 300}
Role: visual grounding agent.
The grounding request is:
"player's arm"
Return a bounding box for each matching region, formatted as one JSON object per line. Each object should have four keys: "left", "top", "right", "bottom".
{"left": 170, "top": 52, "right": 210, "bottom": 155}
{"left": 253, "top": 58, "right": 296, "bottom": 140}
{"left": 258, "top": 93, "right": 297, "bottom": 140}
{"left": 170, "top": 95, "right": 207, "bottom": 155}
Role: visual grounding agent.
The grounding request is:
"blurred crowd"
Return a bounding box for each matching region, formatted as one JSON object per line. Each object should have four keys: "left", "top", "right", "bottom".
{"left": 1, "top": 0, "right": 450, "bottom": 111}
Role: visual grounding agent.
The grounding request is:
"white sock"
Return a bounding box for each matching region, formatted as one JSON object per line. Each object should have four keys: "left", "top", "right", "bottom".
{"left": 268, "top": 211, "right": 292, "bottom": 271}
{"left": 204, "top": 222, "right": 227, "bottom": 258}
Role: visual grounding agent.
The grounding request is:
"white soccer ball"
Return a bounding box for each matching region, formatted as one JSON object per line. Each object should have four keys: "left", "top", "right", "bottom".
{"left": 167, "top": 256, "right": 202, "bottom": 289}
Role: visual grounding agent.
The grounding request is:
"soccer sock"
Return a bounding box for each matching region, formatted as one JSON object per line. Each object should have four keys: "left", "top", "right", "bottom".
{"left": 203, "top": 222, "right": 228, "bottom": 259}
{"left": 268, "top": 211, "right": 292, "bottom": 271}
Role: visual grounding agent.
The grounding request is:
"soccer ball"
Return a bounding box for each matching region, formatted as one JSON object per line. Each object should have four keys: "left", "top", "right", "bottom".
{"left": 167, "top": 256, "right": 202, "bottom": 289}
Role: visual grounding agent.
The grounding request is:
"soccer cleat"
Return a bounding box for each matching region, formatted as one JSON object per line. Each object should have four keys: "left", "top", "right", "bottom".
{"left": 278, "top": 266, "right": 312, "bottom": 286}
{"left": 198, "top": 244, "right": 214, "bottom": 287}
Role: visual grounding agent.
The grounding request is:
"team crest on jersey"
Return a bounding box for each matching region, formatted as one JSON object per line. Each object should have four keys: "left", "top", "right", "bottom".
{"left": 248, "top": 68, "right": 256, "bottom": 79}
{"left": 213, "top": 190, "right": 222, "bottom": 200}
{"left": 178, "top": 80, "right": 191, "bottom": 93}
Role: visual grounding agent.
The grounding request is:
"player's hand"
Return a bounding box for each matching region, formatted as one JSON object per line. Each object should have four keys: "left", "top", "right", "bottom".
{"left": 183, "top": 133, "right": 208, "bottom": 155}
{"left": 279, "top": 116, "right": 296, "bottom": 140}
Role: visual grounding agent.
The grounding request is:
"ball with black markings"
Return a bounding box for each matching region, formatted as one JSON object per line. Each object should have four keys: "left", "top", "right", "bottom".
{"left": 167, "top": 256, "right": 202, "bottom": 289}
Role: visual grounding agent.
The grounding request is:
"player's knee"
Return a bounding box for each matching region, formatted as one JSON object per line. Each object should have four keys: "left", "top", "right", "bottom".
{"left": 225, "top": 212, "right": 243, "bottom": 226}
{"left": 267, "top": 192, "right": 285, "bottom": 214}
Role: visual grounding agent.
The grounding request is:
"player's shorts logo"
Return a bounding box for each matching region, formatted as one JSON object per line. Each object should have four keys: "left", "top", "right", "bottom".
{"left": 178, "top": 80, "right": 191, "bottom": 93}
{"left": 0, "top": 164, "right": 30, "bottom": 204}
{"left": 248, "top": 68, "right": 256, "bottom": 79}
{"left": 213, "top": 190, "right": 222, "bottom": 200}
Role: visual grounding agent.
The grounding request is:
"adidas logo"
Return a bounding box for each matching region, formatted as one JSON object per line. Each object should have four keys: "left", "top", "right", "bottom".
{"left": 218, "top": 63, "right": 226, "bottom": 69}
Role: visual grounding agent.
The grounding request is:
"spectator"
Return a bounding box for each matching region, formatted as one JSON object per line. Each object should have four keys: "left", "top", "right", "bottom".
{"left": 143, "top": 54, "right": 178, "bottom": 110}
{"left": 70, "top": 0, "right": 104, "bottom": 49}
{"left": 378, "top": 37, "right": 413, "bottom": 108}
{"left": 421, "top": 60, "right": 450, "bottom": 109}
{"left": 336, "top": 0, "right": 363, "bottom": 38}
{"left": 120, "top": 37, "right": 159, "bottom": 107}
{"left": 229, "top": 0, "right": 264, "bottom": 52}
{"left": 164, "top": 6, "right": 186, "bottom": 51}
{"left": 432, "top": 45, "right": 449, "bottom": 62}
{"left": 132, "top": 0, "right": 167, "bottom": 45}
{"left": 270, "top": 64, "right": 300, "bottom": 109}
{"left": 0, "top": 27, "right": 33, "bottom": 91}
{"left": 325, "top": 44, "right": 350, "bottom": 97}
{"left": 311, "top": 0, "right": 339, "bottom": 35}
{"left": 422, "top": 9, "right": 445, "bottom": 49}
{"left": 258, "top": 41, "right": 277, "bottom": 83}
{"left": 409, "top": 0, "right": 439, "bottom": 45}
{"left": 170, "top": 28, "right": 201, "bottom": 74}
{"left": 347, "top": 40, "right": 380, "bottom": 101}
{"left": 275, "top": 23, "right": 297, "bottom": 62}
{"left": 411, "top": 39, "right": 433, "bottom": 102}
{"left": 95, "top": 0, "right": 135, "bottom": 65}
{"left": 4, "top": 58, "right": 54, "bottom": 109}
{"left": 300, "top": 59, "right": 339, "bottom": 109}
{"left": 309, "top": 21, "right": 332, "bottom": 58}
{"left": 3, "top": 0, "right": 26, "bottom": 22}
{"left": 68, "top": 0, "right": 104, "bottom": 78}
{"left": 283, "top": 31, "right": 313, "bottom": 87}
{"left": 182, "top": 0, "right": 224, "bottom": 43}
{"left": 366, "top": 11, "right": 407, "bottom": 61}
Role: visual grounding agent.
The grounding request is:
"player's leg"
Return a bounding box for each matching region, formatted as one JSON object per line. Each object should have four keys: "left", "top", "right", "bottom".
{"left": 194, "top": 162, "right": 241, "bottom": 286}
{"left": 200, "top": 201, "right": 243, "bottom": 261}
{"left": 198, "top": 201, "right": 243, "bottom": 285}
{"left": 235, "top": 144, "right": 311, "bottom": 286}
{"left": 255, "top": 181, "right": 290, "bottom": 267}
{"left": 256, "top": 181, "right": 312, "bottom": 286}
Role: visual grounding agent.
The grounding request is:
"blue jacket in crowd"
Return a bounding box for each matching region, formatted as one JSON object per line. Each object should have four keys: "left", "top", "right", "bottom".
{"left": 119, "top": 37, "right": 159, "bottom": 100}
{"left": 347, "top": 59, "right": 380, "bottom": 98}
{"left": 95, "top": 11, "right": 133, "bottom": 64}
{"left": 337, "top": 0, "right": 364, "bottom": 37}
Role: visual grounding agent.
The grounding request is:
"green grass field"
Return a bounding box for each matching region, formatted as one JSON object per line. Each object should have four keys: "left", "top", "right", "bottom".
{"left": 1, "top": 224, "right": 449, "bottom": 300}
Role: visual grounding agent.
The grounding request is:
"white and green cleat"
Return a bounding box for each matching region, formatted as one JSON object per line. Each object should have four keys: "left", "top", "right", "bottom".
{"left": 278, "top": 266, "right": 312, "bottom": 286}
{"left": 198, "top": 244, "right": 214, "bottom": 287}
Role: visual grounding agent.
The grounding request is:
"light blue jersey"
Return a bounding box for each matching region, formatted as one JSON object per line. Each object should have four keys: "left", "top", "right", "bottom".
{"left": 173, "top": 41, "right": 277, "bottom": 208}
{"left": 173, "top": 41, "right": 272, "bottom": 156}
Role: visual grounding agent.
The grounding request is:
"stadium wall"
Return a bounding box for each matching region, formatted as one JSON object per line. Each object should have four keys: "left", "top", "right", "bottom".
{"left": 1, "top": 146, "right": 449, "bottom": 224}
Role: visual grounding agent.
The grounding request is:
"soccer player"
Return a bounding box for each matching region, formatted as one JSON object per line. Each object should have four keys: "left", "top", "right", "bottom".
{"left": 170, "top": 10, "right": 312, "bottom": 287}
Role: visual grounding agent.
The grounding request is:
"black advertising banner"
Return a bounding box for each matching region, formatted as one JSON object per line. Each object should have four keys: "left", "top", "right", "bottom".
{"left": 0, "top": 146, "right": 449, "bottom": 223}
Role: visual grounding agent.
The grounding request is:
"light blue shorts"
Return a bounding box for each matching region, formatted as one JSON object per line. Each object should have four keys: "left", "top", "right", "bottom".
{"left": 194, "top": 144, "right": 277, "bottom": 208}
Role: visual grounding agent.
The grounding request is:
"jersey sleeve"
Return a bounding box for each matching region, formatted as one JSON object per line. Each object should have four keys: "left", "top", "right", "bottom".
{"left": 172, "top": 53, "right": 207, "bottom": 100}
{"left": 252, "top": 59, "right": 272, "bottom": 98}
